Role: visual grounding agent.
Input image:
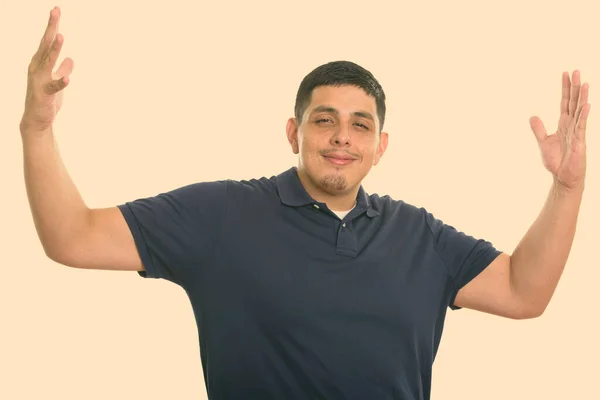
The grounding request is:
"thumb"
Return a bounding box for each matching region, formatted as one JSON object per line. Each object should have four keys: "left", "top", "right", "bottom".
{"left": 529, "top": 116, "right": 547, "bottom": 142}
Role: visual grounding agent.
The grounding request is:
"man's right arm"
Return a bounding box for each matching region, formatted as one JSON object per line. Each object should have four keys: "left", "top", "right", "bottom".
{"left": 22, "top": 129, "right": 144, "bottom": 272}
{"left": 21, "top": 7, "right": 143, "bottom": 272}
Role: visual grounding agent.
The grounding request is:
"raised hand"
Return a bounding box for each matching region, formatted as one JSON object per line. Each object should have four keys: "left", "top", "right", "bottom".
{"left": 20, "top": 6, "right": 74, "bottom": 135}
{"left": 529, "top": 70, "right": 591, "bottom": 192}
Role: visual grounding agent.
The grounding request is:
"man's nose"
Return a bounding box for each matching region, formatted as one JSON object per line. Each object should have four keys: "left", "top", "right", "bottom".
{"left": 331, "top": 123, "right": 352, "bottom": 145}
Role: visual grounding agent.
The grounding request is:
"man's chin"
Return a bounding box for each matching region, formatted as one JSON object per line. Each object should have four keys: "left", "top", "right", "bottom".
{"left": 320, "top": 174, "right": 349, "bottom": 192}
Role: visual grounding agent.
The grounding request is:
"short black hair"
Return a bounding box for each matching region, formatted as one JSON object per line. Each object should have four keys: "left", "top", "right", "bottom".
{"left": 294, "top": 60, "right": 386, "bottom": 133}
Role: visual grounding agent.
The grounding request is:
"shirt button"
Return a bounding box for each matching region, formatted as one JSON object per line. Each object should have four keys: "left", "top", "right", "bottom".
{"left": 342, "top": 223, "right": 346, "bottom": 227}
{"left": 313, "top": 204, "right": 319, "bottom": 209}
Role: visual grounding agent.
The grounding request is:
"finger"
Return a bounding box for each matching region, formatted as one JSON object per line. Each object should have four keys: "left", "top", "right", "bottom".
{"left": 568, "top": 70, "right": 581, "bottom": 116}
{"left": 41, "top": 32, "right": 64, "bottom": 72}
{"left": 574, "top": 103, "right": 591, "bottom": 143}
{"left": 560, "top": 71, "right": 570, "bottom": 116}
{"left": 44, "top": 75, "right": 69, "bottom": 96}
{"left": 573, "top": 83, "right": 590, "bottom": 125}
{"left": 33, "top": 7, "right": 61, "bottom": 67}
{"left": 529, "top": 116, "right": 548, "bottom": 142}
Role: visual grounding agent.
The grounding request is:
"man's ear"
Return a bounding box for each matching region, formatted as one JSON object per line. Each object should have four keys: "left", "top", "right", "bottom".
{"left": 373, "top": 131, "right": 389, "bottom": 165}
{"left": 286, "top": 117, "right": 300, "bottom": 154}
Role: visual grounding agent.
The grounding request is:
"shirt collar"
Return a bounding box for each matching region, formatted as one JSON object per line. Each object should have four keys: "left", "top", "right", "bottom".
{"left": 276, "top": 167, "right": 380, "bottom": 217}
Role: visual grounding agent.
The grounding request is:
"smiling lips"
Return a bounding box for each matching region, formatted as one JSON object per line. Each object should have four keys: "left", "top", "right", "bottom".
{"left": 323, "top": 152, "right": 357, "bottom": 166}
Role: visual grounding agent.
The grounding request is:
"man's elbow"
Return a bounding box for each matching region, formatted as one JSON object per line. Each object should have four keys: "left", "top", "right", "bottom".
{"left": 511, "top": 302, "right": 546, "bottom": 320}
{"left": 43, "top": 244, "right": 69, "bottom": 267}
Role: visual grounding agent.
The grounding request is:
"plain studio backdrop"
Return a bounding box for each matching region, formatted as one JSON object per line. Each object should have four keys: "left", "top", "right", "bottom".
{"left": 2, "top": 1, "right": 598, "bottom": 399}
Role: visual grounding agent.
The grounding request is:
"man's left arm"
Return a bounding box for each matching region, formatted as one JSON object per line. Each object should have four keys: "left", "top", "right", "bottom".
{"left": 454, "top": 70, "right": 591, "bottom": 319}
{"left": 454, "top": 182, "right": 584, "bottom": 318}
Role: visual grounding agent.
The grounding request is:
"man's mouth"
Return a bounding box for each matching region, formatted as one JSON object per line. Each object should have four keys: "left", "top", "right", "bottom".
{"left": 322, "top": 152, "right": 357, "bottom": 165}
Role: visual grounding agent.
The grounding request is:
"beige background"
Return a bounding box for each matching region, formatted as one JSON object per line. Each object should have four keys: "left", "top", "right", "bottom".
{"left": 2, "top": 0, "right": 598, "bottom": 399}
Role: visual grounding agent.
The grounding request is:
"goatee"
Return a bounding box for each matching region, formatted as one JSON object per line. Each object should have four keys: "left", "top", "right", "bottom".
{"left": 320, "top": 174, "right": 348, "bottom": 192}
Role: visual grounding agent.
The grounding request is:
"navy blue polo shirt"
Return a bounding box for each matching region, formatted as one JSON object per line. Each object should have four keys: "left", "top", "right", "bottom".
{"left": 117, "top": 166, "right": 502, "bottom": 400}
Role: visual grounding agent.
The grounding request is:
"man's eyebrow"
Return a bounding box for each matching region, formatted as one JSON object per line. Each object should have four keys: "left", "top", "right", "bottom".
{"left": 310, "top": 105, "right": 375, "bottom": 121}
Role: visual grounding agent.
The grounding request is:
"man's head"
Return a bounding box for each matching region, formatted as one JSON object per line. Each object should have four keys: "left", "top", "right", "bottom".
{"left": 286, "top": 60, "right": 389, "bottom": 205}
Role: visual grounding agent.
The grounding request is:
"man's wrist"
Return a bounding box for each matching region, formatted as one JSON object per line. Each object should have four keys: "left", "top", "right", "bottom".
{"left": 552, "top": 178, "right": 585, "bottom": 198}
{"left": 20, "top": 122, "right": 54, "bottom": 142}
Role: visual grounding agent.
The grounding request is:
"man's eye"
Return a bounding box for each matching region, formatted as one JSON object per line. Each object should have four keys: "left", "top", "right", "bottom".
{"left": 315, "top": 119, "right": 368, "bottom": 129}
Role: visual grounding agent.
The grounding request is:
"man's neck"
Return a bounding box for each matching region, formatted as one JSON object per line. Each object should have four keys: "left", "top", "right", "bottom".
{"left": 295, "top": 168, "right": 359, "bottom": 212}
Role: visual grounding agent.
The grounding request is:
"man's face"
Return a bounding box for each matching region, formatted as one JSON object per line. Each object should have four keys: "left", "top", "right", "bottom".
{"left": 286, "top": 85, "right": 389, "bottom": 197}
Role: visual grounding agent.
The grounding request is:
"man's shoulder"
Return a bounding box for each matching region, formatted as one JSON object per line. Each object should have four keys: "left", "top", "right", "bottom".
{"left": 367, "top": 191, "right": 424, "bottom": 218}
{"left": 369, "top": 193, "right": 469, "bottom": 238}
{"left": 368, "top": 193, "right": 446, "bottom": 243}
{"left": 178, "top": 172, "right": 279, "bottom": 196}
{"left": 225, "top": 173, "right": 280, "bottom": 197}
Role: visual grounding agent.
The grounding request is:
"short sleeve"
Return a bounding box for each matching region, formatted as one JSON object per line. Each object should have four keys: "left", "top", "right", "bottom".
{"left": 424, "top": 209, "right": 503, "bottom": 310}
{"left": 117, "top": 180, "right": 228, "bottom": 285}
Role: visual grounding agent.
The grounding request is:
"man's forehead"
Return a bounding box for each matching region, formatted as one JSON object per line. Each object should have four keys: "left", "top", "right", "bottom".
{"left": 309, "top": 86, "right": 375, "bottom": 109}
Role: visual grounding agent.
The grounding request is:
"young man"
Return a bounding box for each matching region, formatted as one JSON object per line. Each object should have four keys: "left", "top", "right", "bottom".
{"left": 21, "top": 6, "right": 590, "bottom": 400}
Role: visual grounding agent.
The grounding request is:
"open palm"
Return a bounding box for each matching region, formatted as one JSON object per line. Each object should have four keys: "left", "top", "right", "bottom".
{"left": 529, "top": 70, "right": 591, "bottom": 191}
{"left": 21, "top": 7, "right": 73, "bottom": 135}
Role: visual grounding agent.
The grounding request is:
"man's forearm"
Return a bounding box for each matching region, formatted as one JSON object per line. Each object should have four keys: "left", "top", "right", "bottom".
{"left": 22, "top": 128, "right": 90, "bottom": 261}
{"left": 509, "top": 180, "right": 584, "bottom": 315}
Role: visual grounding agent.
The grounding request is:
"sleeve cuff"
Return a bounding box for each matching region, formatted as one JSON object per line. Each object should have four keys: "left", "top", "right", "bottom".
{"left": 117, "top": 203, "right": 160, "bottom": 279}
{"left": 449, "top": 249, "right": 503, "bottom": 310}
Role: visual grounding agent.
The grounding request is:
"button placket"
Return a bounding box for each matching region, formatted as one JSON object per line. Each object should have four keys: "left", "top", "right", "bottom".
{"left": 335, "top": 218, "right": 357, "bottom": 256}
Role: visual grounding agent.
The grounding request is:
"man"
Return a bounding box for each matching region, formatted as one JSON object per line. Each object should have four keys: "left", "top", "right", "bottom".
{"left": 21, "top": 6, "right": 590, "bottom": 400}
